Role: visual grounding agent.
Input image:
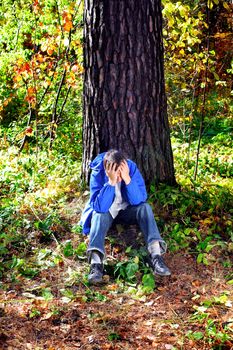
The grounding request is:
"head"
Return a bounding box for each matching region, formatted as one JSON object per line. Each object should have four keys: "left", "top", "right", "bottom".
{"left": 103, "top": 149, "right": 126, "bottom": 182}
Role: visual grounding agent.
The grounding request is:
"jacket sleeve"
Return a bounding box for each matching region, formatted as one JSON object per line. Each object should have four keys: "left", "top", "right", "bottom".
{"left": 89, "top": 170, "right": 115, "bottom": 212}
{"left": 124, "top": 164, "right": 147, "bottom": 205}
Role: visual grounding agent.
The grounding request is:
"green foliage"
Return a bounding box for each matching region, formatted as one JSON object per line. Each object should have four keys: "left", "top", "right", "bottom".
{"left": 0, "top": 3, "right": 232, "bottom": 348}
{"left": 29, "top": 308, "right": 41, "bottom": 318}
{"left": 186, "top": 331, "right": 204, "bottom": 341}
{"left": 0, "top": 0, "right": 83, "bottom": 152}
{"left": 107, "top": 332, "right": 121, "bottom": 341}
{"left": 62, "top": 240, "right": 74, "bottom": 257}
{"left": 115, "top": 259, "right": 139, "bottom": 282}
{"left": 74, "top": 241, "right": 87, "bottom": 257}
{"left": 10, "top": 256, "right": 39, "bottom": 278}
{"left": 0, "top": 0, "right": 231, "bottom": 296}
{"left": 84, "top": 289, "right": 108, "bottom": 303}
{"left": 41, "top": 288, "right": 54, "bottom": 301}
{"left": 0, "top": 144, "right": 82, "bottom": 277}
{"left": 141, "top": 273, "right": 156, "bottom": 293}
{"left": 62, "top": 240, "right": 87, "bottom": 258}
{"left": 113, "top": 247, "right": 156, "bottom": 294}
{"left": 188, "top": 292, "right": 233, "bottom": 347}
{"left": 149, "top": 114, "right": 232, "bottom": 260}
{"left": 162, "top": 0, "right": 232, "bottom": 144}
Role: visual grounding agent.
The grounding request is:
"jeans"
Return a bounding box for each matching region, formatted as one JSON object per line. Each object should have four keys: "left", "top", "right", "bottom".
{"left": 87, "top": 202, "right": 167, "bottom": 259}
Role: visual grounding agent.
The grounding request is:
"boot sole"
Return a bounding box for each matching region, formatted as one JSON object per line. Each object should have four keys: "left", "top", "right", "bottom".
{"left": 154, "top": 270, "right": 171, "bottom": 276}
{"left": 88, "top": 278, "right": 105, "bottom": 285}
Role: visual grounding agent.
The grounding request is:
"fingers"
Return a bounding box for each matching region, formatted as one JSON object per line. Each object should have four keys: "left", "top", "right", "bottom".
{"left": 106, "top": 162, "right": 110, "bottom": 172}
{"left": 113, "top": 163, "right": 118, "bottom": 172}
{"left": 105, "top": 162, "right": 119, "bottom": 185}
{"left": 119, "top": 160, "right": 128, "bottom": 171}
{"left": 106, "top": 162, "right": 118, "bottom": 174}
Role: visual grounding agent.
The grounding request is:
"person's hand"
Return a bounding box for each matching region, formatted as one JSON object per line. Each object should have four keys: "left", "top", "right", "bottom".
{"left": 119, "top": 160, "right": 131, "bottom": 185}
{"left": 105, "top": 162, "right": 118, "bottom": 186}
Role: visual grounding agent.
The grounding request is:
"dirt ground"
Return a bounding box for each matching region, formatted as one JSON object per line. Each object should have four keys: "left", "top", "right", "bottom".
{"left": 0, "top": 243, "right": 232, "bottom": 350}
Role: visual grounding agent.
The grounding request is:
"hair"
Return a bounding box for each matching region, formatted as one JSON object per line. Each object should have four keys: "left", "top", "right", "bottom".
{"left": 103, "top": 149, "right": 126, "bottom": 169}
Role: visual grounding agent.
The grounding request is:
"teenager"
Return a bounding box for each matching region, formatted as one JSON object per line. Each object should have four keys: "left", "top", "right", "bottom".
{"left": 80, "top": 149, "right": 171, "bottom": 284}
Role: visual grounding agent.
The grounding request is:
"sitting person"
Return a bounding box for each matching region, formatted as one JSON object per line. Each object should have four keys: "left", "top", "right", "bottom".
{"left": 80, "top": 149, "right": 171, "bottom": 284}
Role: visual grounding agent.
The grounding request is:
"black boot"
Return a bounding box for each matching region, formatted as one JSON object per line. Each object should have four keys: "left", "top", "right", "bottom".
{"left": 88, "top": 263, "right": 104, "bottom": 284}
{"left": 150, "top": 255, "right": 171, "bottom": 276}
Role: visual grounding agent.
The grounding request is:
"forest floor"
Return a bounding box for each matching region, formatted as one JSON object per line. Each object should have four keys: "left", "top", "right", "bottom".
{"left": 0, "top": 122, "right": 232, "bottom": 350}
{"left": 0, "top": 223, "right": 232, "bottom": 350}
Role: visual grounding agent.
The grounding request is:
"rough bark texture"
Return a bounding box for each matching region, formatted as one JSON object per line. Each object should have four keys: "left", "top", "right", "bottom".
{"left": 82, "top": 0, "right": 176, "bottom": 187}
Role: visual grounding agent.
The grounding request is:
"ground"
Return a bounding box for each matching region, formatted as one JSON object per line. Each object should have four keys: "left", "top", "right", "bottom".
{"left": 0, "top": 225, "right": 232, "bottom": 350}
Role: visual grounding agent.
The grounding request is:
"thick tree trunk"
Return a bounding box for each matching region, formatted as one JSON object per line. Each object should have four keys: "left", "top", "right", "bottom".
{"left": 82, "top": 0, "right": 176, "bottom": 187}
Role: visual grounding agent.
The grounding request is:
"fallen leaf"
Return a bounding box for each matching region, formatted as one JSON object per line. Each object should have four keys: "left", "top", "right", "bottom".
{"left": 165, "top": 344, "right": 175, "bottom": 349}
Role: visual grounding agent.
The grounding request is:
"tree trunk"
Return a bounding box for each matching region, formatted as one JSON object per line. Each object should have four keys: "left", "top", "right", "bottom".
{"left": 82, "top": 0, "right": 176, "bottom": 187}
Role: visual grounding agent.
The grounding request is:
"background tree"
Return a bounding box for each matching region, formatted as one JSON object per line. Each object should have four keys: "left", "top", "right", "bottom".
{"left": 0, "top": 0, "right": 83, "bottom": 153}
{"left": 82, "top": 0, "right": 176, "bottom": 187}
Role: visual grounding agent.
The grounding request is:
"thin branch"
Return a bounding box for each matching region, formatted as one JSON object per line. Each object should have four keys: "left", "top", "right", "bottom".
{"left": 56, "top": 85, "right": 71, "bottom": 124}
{"left": 49, "top": 68, "right": 67, "bottom": 148}
{"left": 193, "top": 4, "right": 210, "bottom": 182}
{"left": 52, "top": 68, "right": 67, "bottom": 121}
{"left": 18, "top": 108, "right": 34, "bottom": 153}
{"left": 38, "top": 61, "right": 59, "bottom": 107}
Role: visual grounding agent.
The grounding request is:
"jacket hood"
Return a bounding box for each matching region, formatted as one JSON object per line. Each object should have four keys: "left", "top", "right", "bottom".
{"left": 90, "top": 152, "right": 106, "bottom": 171}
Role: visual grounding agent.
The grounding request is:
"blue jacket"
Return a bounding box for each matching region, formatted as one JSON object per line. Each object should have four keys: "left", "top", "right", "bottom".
{"left": 80, "top": 152, "right": 148, "bottom": 234}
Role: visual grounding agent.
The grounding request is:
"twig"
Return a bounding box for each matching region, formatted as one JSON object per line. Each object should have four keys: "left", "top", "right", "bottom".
{"left": 193, "top": 3, "right": 210, "bottom": 182}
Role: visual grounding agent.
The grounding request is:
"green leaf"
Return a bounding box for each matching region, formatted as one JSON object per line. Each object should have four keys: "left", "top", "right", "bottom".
{"left": 108, "top": 332, "right": 121, "bottom": 341}
{"left": 142, "top": 273, "right": 155, "bottom": 292}
{"left": 95, "top": 292, "right": 107, "bottom": 302}
{"left": 74, "top": 242, "right": 87, "bottom": 257}
{"left": 60, "top": 288, "right": 75, "bottom": 300}
{"left": 29, "top": 308, "right": 41, "bottom": 318}
{"left": 125, "top": 262, "right": 139, "bottom": 280}
{"left": 192, "top": 331, "right": 204, "bottom": 340}
{"left": 63, "top": 240, "right": 73, "bottom": 257}
{"left": 125, "top": 246, "right": 132, "bottom": 253}
{"left": 197, "top": 253, "right": 203, "bottom": 264}
{"left": 205, "top": 244, "right": 215, "bottom": 253}
{"left": 41, "top": 288, "right": 54, "bottom": 301}
{"left": 20, "top": 267, "right": 39, "bottom": 278}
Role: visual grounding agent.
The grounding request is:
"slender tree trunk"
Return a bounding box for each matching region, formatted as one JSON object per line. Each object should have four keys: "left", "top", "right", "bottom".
{"left": 82, "top": 0, "right": 176, "bottom": 187}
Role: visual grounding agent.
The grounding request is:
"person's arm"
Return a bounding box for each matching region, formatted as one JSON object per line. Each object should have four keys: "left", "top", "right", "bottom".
{"left": 120, "top": 161, "right": 147, "bottom": 205}
{"left": 89, "top": 163, "right": 119, "bottom": 212}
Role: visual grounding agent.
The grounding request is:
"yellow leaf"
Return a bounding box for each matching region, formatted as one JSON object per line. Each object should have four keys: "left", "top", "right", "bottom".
{"left": 13, "top": 75, "right": 22, "bottom": 83}
{"left": 223, "top": 2, "right": 230, "bottom": 10}
{"left": 198, "top": 11, "right": 203, "bottom": 19}
{"left": 203, "top": 218, "right": 212, "bottom": 225}
{"left": 178, "top": 42, "right": 186, "bottom": 47}
{"left": 207, "top": 0, "right": 213, "bottom": 9}
{"left": 174, "top": 58, "right": 181, "bottom": 65}
{"left": 169, "top": 17, "right": 175, "bottom": 26}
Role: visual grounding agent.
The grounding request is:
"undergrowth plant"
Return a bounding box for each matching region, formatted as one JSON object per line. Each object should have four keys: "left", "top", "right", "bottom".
{"left": 149, "top": 114, "right": 233, "bottom": 265}
{"left": 112, "top": 246, "right": 156, "bottom": 294}
{"left": 0, "top": 143, "right": 82, "bottom": 278}
{"left": 187, "top": 292, "right": 233, "bottom": 348}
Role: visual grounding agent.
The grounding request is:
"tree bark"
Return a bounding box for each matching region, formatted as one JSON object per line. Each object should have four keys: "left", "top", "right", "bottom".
{"left": 82, "top": 0, "right": 176, "bottom": 187}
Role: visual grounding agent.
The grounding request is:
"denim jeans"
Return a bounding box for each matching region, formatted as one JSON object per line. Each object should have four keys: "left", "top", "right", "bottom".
{"left": 87, "top": 202, "right": 167, "bottom": 259}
